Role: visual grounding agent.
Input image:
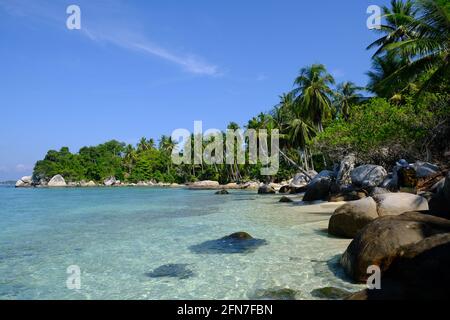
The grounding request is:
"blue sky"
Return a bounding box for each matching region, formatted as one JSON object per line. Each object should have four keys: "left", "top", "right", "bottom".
{"left": 0, "top": 0, "right": 390, "bottom": 180}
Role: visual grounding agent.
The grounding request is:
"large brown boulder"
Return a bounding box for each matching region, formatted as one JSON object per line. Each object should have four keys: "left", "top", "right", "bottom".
{"left": 340, "top": 212, "right": 450, "bottom": 283}
{"left": 328, "top": 197, "right": 378, "bottom": 238}
{"left": 347, "top": 232, "right": 450, "bottom": 300}
{"left": 328, "top": 193, "right": 429, "bottom": 238}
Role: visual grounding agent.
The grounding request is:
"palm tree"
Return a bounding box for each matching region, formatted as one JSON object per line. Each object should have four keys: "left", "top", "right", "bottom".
{"left": 333, "top": 82, "right": 364, "bottom": 120}
{"left": 292, "top": 64, "right": 335, "bottom": 132}
{"left": 367, "top": 0, "right": 418, "bottom": 57}
{"left": 137, "top": 137, "right": 150, "bottom": 152}
{"left": 370, "top": 0, "right": 450, "bottom": 94}
{"left": 159, "top": 135, "right": 176, "bottom": 174}
{"left": 123, "top": 144, "right": 137, "bottom": 175}
{"left": 366, "top": 53, "right": 410, "bottom": 98}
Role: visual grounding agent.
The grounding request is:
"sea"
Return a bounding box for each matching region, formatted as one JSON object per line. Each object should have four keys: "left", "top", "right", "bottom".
{"left": 0, "top": 185, "right": 364, "bottom": 299}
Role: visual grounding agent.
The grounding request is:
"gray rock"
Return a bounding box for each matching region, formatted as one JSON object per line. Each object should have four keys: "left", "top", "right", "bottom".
{"left": 189, "top": 232, "right": 267, "bottom": 254}
{"left": 251, "top": 287, "right": 299, "bottom": 300}
{"left": 48, "top": 175, "right": 67, "bottom": 187}
{"left": 336, "top": 154, "right": 356, "bottom": 186}
{"left": 215, "top": 189, "right": 229, "bottom": 195}
{"left": 411, "top": 161, "right": 440, "bottom": 178}
{"left": 15, "top": 176, "right": 33, "bottom": 188}
{"left": 311, "top": 287, "right": 353, "bottom": 300}
{"left": 290, "top": 170, "right": 318, "bottom": 187}
{"left": 146, "top": 264, "right": 195, "bottom": 279}
{"left": 279, "top": 196, "right": 294, "bottom": 203}
{"left": 351, "top": 165, "right": 388, "bottom": 188}
{"left": 103, "top": 177, "right": 116, "bottom": 186}
{"left": 258, "top": 184, "right": 276, "bottom": 194}
{"left": 303, "top": 170, "right": 335, "bottom": 202}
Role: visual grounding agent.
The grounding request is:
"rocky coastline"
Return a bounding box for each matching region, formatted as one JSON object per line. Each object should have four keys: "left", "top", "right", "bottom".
{"left": 13, "top": 155, "right": 450, "bottom": 300}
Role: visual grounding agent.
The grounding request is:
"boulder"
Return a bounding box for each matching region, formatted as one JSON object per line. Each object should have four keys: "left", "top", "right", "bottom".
{"left": 48, "top": 175, "right": 67, "bottom": 187}
{"left": 351, "top": 165, "right": 387, "bottom": 189}
{"left": 241, "top": 181, "right": 260, "bottom": 190}
{"left": 258, "top": 184, "right": 276, "bottom": 194}
{"left": 223, "top": 182, "right": 239, "bottom": 189}
{"left": 189, "top": 180, "right": 220, "bottom": 189}
{"left": 215, "top": 189, "right": 229, "bottom": 195}
{"left": 340, "top": 212, "right": 450, "bottom": 282}
{"left": 329, "top": 197, "right": 379, "bottom": 238}
{"left": 328, "top": 193, "right": 429, "bottom": 238}
{"left": 85, "top": 181, "right": 96, "bottom": 187}
{"left": 373, "top": 193, "right": 429, "bottom": 216}
{"left": 328, "top": 190, "right": 367, "bottom": 202}
{"left": 303, "top": 170, "right": 335, "bottom": 202}
{"left": 411, "top": 161, "right": 440, "bottom": 179}
{"left": 369, "top": 187, "right": 391, "bottom": 196}
{"left": 278, "top": 185, "right": 291, "bottom": 194}
{"left": 15, "top": 176, "right": 33, "bottom": 188}
{"left": 347, "top": 232, "right": 450, "bottom": 300}
{"left": 189, "top": 232, "right": 267, "bottom": 254}
{"left": 104, "top": 177, "right": 116, "bottom": 186}
{"left": 290, "top": 170, "right": 318, "bottom": 187}
{"left": 279, "top": 196, "right": 294, "bottom": 203}
{"left": 336, "top": 154, "right": 356, "bottom": 186}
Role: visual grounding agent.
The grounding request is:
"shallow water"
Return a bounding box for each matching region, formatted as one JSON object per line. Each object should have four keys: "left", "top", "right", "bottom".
{"left": 0, "top": 186, "right": 364, "bottom": 300}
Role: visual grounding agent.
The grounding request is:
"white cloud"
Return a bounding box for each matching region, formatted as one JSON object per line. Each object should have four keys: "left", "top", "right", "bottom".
{"left": 0, "top": 0, "right": 221, "bottom": 76}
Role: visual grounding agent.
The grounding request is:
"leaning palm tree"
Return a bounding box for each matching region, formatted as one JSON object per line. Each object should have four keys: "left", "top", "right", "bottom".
{"left": 367, "top": 0, "right": 418, "bottom": 57}
{"left": 333, "top": 82, "right": 364, "bottom": 120}
{"left": 292, "top": 64, "right": 335, "bottom": 132}
{"left": 373, "top": 0, "right": 450, "bottom": 94}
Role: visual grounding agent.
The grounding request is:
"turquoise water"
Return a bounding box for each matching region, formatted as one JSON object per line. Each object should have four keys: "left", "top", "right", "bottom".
{"left": 0, "top": 186, "right": 363, "bottom": 300}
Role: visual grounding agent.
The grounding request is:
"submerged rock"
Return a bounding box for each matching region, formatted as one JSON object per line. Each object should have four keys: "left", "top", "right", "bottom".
{"left": 279, "top": 196, "right": 294, "bottom": 203}
{"left": 215, "top": 189, "right": 229, "bottom": 195}
{"left": 311, "top": 287, "right": 353, "bottom": 300}
{"left": 258, "top": 184, "right": 276, "bottom": 194}
{"left": 48, "top": 175, "right": 67, "bottom": 187}
{"left": 146, "top": 264, "right": 195, "bottom": 280}
{"left": 189, "top": 232, "right": 267, "bottom": 254}
{"left": 251, "top": 287, "right": 299, "bottom": 300}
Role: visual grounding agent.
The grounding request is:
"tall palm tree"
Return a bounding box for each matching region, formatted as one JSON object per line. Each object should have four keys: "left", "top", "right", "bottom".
{"left": 292, "top": 64, "right": 335, "bottom": 132}
{"left": 370, "top": 0, "right": 450, "bottom": 94}
{"left": 333, "top": 82, "right": 364, "bottom": 120}
{"left": 367, "top": 0, "right": 418, "bottom": 57}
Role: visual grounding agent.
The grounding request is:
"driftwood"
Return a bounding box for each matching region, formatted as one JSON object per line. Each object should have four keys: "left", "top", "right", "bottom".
{"left": 416, "top": 170, "right": 448, "bottom": 192}
{"left": 279, "top": 149, "right": 313, "bottom": 181}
